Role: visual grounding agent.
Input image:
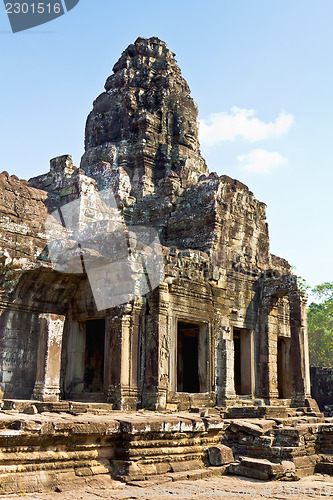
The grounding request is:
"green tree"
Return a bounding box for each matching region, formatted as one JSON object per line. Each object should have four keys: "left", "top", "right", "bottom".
{"left": 308, "top": 282, "right": 333, "bottom": 366}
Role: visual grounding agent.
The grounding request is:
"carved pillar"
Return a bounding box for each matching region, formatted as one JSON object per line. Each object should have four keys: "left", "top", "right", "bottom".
{"left": 301, "top": 296, "right": 311, "bottom": 397}
{"left": 216, "top": 325, "right": 236, "bottom": 404}
{"left": 32, "top": 313, "right": 65, "bottom": 402}
{"left": 105, "top": 312, "right": 121, "bottom": 409}
{"left": 141, "top": 285, "right": 168, "bottom": 410}
{"left": 259, "top": 296, "right": 279, "bottom": 401}
{"left": 156, "top": 283, "right": 170, "bottom": 410}
{"left": 289, "top": 291, "right": 311, "bottom": 405}
{"left": 129, "top": 299, "right": 144, "bottom": 408}
{"left": 106, "top": 304, "right": 139, "bottom": 410}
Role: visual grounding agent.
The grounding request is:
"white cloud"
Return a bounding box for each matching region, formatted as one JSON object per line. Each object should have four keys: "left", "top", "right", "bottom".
{"left": 199, "top": 107, "right": 294, "bottom": 147}
{"left": 237, "top": 149, "right": 288, "bottom": 173}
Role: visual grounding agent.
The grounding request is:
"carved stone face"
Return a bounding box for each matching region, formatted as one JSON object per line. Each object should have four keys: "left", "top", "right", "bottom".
{"left": 82, "top": 37, "right": 208, "bottom": 198}
{"left": 177, "top": 114, "right": 198, "bottom": 150}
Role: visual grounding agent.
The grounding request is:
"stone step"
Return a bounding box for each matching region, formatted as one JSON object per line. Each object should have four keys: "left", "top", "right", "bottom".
{"left": 317, "top": 463, "right": 333, "bottom": 475}
{"left": 1, "top": 398, "right": 115, "bottom": 414}
{"left": 70, "top": 393, "right": 108, "bottom": 403}
{"left": 227, "top": 406, "right": 289, "bottom": 420}
{"left": 68, "top": 401, "right": 115, "bottom": 414}
{"left": 316, "top": 455, "right": 333, "bottom": 475}
{"left": 126, "top": 467, "right": 227, "bottom": 487}
{"left": 1, "top": 399, "right": 45, "bottom": 412}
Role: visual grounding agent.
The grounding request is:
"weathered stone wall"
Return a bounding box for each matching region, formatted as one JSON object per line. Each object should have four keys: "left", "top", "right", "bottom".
{"left": 0, "top": 173, "right": 47, "bottom": 399}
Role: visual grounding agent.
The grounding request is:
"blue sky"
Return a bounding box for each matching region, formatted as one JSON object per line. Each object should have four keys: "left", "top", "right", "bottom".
{"left": 0, "top": 0, "right": 332, "bottom": 293}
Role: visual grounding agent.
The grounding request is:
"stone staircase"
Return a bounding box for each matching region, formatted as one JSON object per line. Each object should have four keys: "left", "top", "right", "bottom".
{"left": 1, "top": 401, "right": 333, "bottom": 494}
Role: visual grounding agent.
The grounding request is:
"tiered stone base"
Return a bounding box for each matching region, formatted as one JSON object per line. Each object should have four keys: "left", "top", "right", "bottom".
{"left": 0, "top": 400, "right": 332, "bottom": 495}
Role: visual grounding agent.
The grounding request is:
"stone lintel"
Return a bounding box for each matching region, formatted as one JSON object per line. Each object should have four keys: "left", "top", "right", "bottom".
{"left": 262, "top": 275, "right": 298, "bottom": 297}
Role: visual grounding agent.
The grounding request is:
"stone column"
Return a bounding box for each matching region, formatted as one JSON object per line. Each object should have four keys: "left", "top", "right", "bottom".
{"left": 258, "top": 296, "right": 279, "bottom": 401}
{"left": 128, "top": 300, "right": 144, "bottom": 408}
{"left": 141, "top": 287, "right": 165, "bottom": 411}
{"left": 32, "top": 313, "right": 65, "bottom": 402}
{"left": 105, "top": 313, "right": 122, "bottom": 409}
{"left": 216, "top": 326, "right": 236, "bottom": 404}
{"left": 289, "top": 291, "right": 311, "bottom": 405}
{"left": 156, "top": 285, "right": 169, "bottom": 410}
{"left": 106, "top": 304, "right": 139, "bottom": 410}
{"left": 302, "top": 298, "right": 311, "bottom": 397}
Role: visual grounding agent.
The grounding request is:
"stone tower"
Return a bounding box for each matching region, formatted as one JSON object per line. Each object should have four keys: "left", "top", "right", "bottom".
{"left": 81, "top": 37, "right": 208, "bottom": 200}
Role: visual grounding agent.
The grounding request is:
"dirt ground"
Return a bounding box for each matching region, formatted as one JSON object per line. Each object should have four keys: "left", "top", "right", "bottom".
{"left": 4, "top": 474, "right": 333, "bottom": 500}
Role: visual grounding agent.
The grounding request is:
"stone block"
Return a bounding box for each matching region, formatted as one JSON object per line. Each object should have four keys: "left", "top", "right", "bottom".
{"left": 186, "top": 469, "right": 208, "bottom": 480}
{"left": 136, "top": 463, "right": 158, "bottom": 477}
{"left": 180, "top": 418, "right": 194, "bottom": 432}
{"left": 207, "top": 445, "right": 234, "bottom": 466}
{"left": 72, "top": 421, "right": 107, "bottom": 434}
{"left": 203, "top": 417, "right": 224, "bottom": 431}
{"left": 105, "top": 420, "right": 121, "bottom": 434}
{"left": 170, "top": 460, "right": 203, "bottom": 472}
{"left": 154, "top": 462, "right": 172, "bottom": 475}
{"left": 127, "top": 476, "right": 172, "bottom": 488}
{"left": 90, "top": 464, "right": 112, "bottom": 475}
{"left": 23, "top": 405, "right": 38, "bottom": 415}
{"left": 166, "top": 404, "right": 178, "bottom": 411}
{"left": 229, "top": 420, "right": 265, "bottom": 436}
{"left": 228, "top": 463, "right": 270, "bottom": 480}
{"left": 118, "top": 418, "right": 154, "bottom": 434}
{"left": 75, "top": 467, "right": 93, "bottom": 477}
{"left": 239, "top": 457, "right": 283, "bottom": 475}
{"left": 163, "top": 418, "right": 181, "bottom": 432}
{"left": 229, "top": 457, "right": 284, "bottom": 479}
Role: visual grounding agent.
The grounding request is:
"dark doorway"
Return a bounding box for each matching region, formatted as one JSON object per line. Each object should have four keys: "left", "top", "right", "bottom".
{"left": 84, "top": 319, "right": 105, "bottom": 392}
{"left": 233, "top": 328, "right": 253, "bottom": 396}
{"left": 277, "top": 337, "right": 292, "bottom": 398}
{"left": 234, "top": 329, "right": 242, "bottom": 395}
{"left": 177, "top": 322, "right": 200, "bottom": 393}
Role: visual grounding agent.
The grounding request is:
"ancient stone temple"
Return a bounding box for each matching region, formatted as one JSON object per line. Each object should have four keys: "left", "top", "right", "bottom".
{"left": 0, "top": 36, "right": 312, "bottom": 413}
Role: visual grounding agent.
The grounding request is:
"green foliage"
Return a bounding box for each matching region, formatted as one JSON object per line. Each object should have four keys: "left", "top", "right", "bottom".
{"left": 312, "top": 282, "right": 333, "bottom": 299}
{"left": 290, "top": 266, "right": 311, "bottom": 293}
{"left": 308, "top": 282, "right": 333, "bottom": 367}
{"left": 297, "top": 276, "right": 311, "bottom": 293}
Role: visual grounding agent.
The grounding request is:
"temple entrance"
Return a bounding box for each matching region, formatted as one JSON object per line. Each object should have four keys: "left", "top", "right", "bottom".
{"left": 62, "top": 318, "right": 106, "bottom": 399}
{"left": 177, "top": 321, "right": 208, "bottom": 393}
{"left": 233, "top": 328, "right": 253, "bottom": 396}
{"left": 84, "top": 319, "right": 105, "bottom": 392}
{"left": 177, "top": 322, "right": 200, "bottom": 392}
{"left": 277, "top": 337, "right": 292, "bottom": 398}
